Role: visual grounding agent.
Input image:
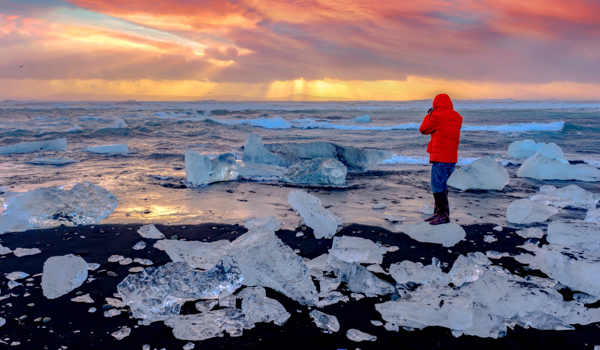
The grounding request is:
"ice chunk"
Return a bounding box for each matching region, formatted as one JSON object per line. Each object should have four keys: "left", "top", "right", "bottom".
{"left": 309, "top": 310, "right": 340, "bottom": 333}
{"left": 507, "top": 139, "right": 545, "bottom": 159}
{"left": 219, "top": 293, "right": 236, "bottom": 308}
{"left": 385, "top": 214, "right": 405, "bottom": 223}
{"left": 317, "top": 291, "right": 349, "bottom": 307}
{"left": 108, "top": 255, "right": 124, "bottom": 262}
{"left": 0, "top": 318, "right": 5, "bottom": 327}
{"left": 25, "top": 158, "right": 79, "bottom": 166}
{"left": 137, "top": 224, "right": 165, "bottom": 239}
{"left": 226, "top": 226, "right": 318, "bottom": 306}
{"left": 586, "top": 208, "right": 600, "bottom": 223}
{"left": 389, "top": 258, "right": 449, "bottom": 285}
{"left": 399, "top": 222, "right": 466, "bottom": 247}
{"left": 111, "top": 118, "right": 127, "bottom": 129}
{"left": 71, "top": 294, "right": 94, "bottom": 303}
{"left": 117, "top": 258, "right": 243, "bottom": 323}
{"left": 237, "top": 162, "right": 287, "bottom": 181}
{"left": 347, "top": 329, "right": 376, "bottom": 342}
{"left": 241, "top": 134, "right": 284, "bottom": 166}
{"left": 517, "top": 154, "right": 600, "bottom": 181}
{"left": 241, "top": 295, "right": 290, "bottom": 326}
{"left": 372, "top": 202, "right": 386, "bottom": 209}
{"left": 244, "top": 216, "right": 281, "bottom": 232}
{"left": 515, "top": 227, "right": 545, "bottom": 239}
{"left": 165, "top": 309, "right": 253, "bottom": 341}
{"left": 183, "top": 342, "right": 195, "bottom": 350}
{"left": 288, "top": 190, "right": 341, "bottom": 239}
{"left": 185, "top": 151, "right": 239, "bottom": 186}
{"left": 448, "top": 253, "right": 490, "bottom": 287}
{"left": 328, "top": 236, "right": 383, "bottom": 265}
{"left": 486, "top": 251, "right": 510, "bottom": 259}
{"left": 6, "top": 271, "right": 29, "bottom": 280}
{"left": 319, "top": 277, "right": 341, "bottom": 293}
{"left": 0, "top": 182, "right": 117, "bottom": 235}
{"left": 448, "top": 156, "right": 509, "bottom": 191}
{"left": 506, "top": 199, "right": 559, "bottom": 224}
{"left": 235, "top": 286, "right": 267, "bottom": 300}
{"left": 532, "top": 185, "right": 600, "bottom": 209}
{"left": 536, "top": 142, "right": 568, "bottom": 163}
{"left": 0, "top": 244, "right": 12, "bottom": 255}
{"left": 41, "top": 254, "right": 88, "bottom": 299}
{"left": 132, "top": 241, "right": 146, "bottom": 250}
{"left": 328, "top": 257, "right": 394, "bottom": 297}
{"left": 158, "top": 239, "right": 230, "bottom": 270}
{"left": 111, "top": 327, "right": 131, "bottom": 340}
{"left": 13, "top": 247, "right": 41, "bottom": 257}
{"left": 351, "top": 115, "right": 370, "bottom": 123}
{"left": 195, "top": 299, "right": 218, "bottom": 313}
{"left": 0, "top": 138, "right": 67, "bottom": 155}
{"left": 86, "top": 144, "right": 128, "bottom": 154}
{"left": 573, "top": 293, "right": 599, "bottom": 304}
{"left": 547, "top": 221, "right": 600, "bottom": 251}
{"left": 281, "top": 158, "right": 347, "bottom": 186}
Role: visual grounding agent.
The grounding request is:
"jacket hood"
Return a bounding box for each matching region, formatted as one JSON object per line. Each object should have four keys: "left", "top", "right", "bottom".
{"left": 433, "top": 94, "right": 453, "bottom": 110}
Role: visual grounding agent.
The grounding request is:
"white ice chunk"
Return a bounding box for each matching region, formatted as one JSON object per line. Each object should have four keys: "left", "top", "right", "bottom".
{"left": 515, "top": 227, "right": 545, "bottom": 239}
{"left": 281, "top": 158, "right": 347, "bottom": 186}
{"left": 0, "top": 182, "right": 118, "bottom": 235}
{"left": 132, "top": 241, "right": 146, "bottom": 250}
{"left": 506, "top": 199, "right": 559, "bottom": 224}
{"left": 241, "top": 133, "right": 284, "bottom": 166}
{"left": 158, "top": 239, "right": 230, "bottom": 270}
{"left": 517, "top": 154, "right": 600, "bottom": 181}
{"left": 351, "top": 115, "right": 370, "bottom": 123}
{"left": 41, "top": 254, "right": 88, "bottom": 299}
{"left": 86, "top": 144, "right": 128, "bottom": 154}
{"left": 309, "top": 310, "right": 340, "bottom": 333}
{"left": 108, "top": 255, "right": 124, "bottom": 262}
{"left": 319, "top": 277, "right": 341, "bottom": 293}
{"left": 507, "top": 139, "right": 545, "bottom": 159}
{"left": 317, "top": 291, "right": 349, "bottom": 307}
{"left": 165, "top": 309, "right": 253, "bottom": 341}
{"left": 448, "top": 156, "right": 509, "bottom": 191}
{"left": 372, "top": 202, "right": 386, "bottom": 209}
{"left": 448, "top": 253, "right": 490, "bottom": 287}
{"left": 111, "top": 118, "right": 127, "bottom": 129}
{"left": 25, "top": 158, "right": 79, "bottom": 166}
{"left": 586, "top": 208, "right": 600, "bottom": 224}
{"left": 288, "top": 190, "right": 341, "bottom": 239}
{"left": 111, "top": 327, "right": 131, "bottom": 340}
{"left": 13, "top": 247, "right": 41, "bottom": 257}
{"left": 547, "top": 220, "right": 600, "bottom": 251}
{"left": 328, "top": 257, "right": 394, "bottom": 297}
{"left": 195, "top": 299, "right": 218, "bottom": 313}
{"left": 0, "top": 244, "right": 12, "bottom": 255}
{"left": 389, "top": 258, "right": 449, "bottom": 285}
{"left": 71, "top": 294, "right": 94, "bottom": 303}
{"left": 531, "top": 185, "right": 600, "bottom": 209}
{"left": 399, "top": 222, "right": 466, "bottom": 247}
{"left": 347, "top": 329, "right": 377, "bottom": 342}
{"left": 535, "top": 143, "right": 568, "bottom": 163}
{"left": 218, "top": 294, "right": 236, "bottom": 308}
{"left": 185, "top": 151, "right": 239, "bottom": 186}
{"left": 385, "top": 214, "right": 405, "bottom": 223}
{"left": 486, "top": 251, "right": 510, "bottom": 259}
{"left": 6, "top": 271, "right": 29, "bottom": 280}
{"left": 0, "top": 138, "right": 67, "bottom": 155}
{"left": 329, "top": 236, "right": 383, "bottom": 265}
{"left": 137, "top": 224, "right": 165, "bottom": 239}
{"left": 241, "top": 295, "right": 290, "bottom": 326}
{"left": 244, "top": 216, "right": 281, "bottom": 232}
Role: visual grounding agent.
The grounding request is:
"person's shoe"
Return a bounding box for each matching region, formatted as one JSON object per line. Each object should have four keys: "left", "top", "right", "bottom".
{"left": 424, "top": 213, "right": 438, "bottom": 222}
{"left": 429, "top": 213, "right": 450, "bottom": 225}
{"left": 424, "top": 194, "right": 439, "bottom": 221}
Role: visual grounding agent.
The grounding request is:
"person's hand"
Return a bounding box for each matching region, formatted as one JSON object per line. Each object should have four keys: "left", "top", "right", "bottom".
{"left": 427, "top": 108, "right": 434, "bottom": 115}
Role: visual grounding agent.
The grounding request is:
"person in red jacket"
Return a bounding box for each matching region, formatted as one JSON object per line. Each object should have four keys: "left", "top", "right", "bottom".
{"left": 419, "top": 94, "right": 463, "bottom": 225}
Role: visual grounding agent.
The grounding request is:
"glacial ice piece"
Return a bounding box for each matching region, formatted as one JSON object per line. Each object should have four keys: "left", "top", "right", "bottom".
{"left": 319, "top": 277, "right": 341, "bottom": 293}
{"left": 41, "top": 254, "right": 88, "bottom": 299}
{"left": 0, "top": 138, "right": 67, "bottom": 155}
{"left": 133, "top": 241, "right": 146, "bottom": 250}
{"left": 531, "top": 185, "right": 600, "bottom": 209}
{"left": 448, "top": 253, "right": 490, "bottom": 287}
{"left": 347, "top": 329, "right": 377, "bottom": 342}
{"left": 0, "top": 244, "right": 12, "bottom": 255}
{"left": 244, "top": 216, "right": 281, "bottom": 232}
{"left": 288, "top": 190, "right": 341, "bottom": 239}
{"left": 309, "top": 310, "right": 340, "bottom": 333}
{"left": 241, "top": 134, "right": 284, "bottom": 166}
{"left": 6, "top": 271, "right": 29, "bottom": 280}
{"left": 111, "top": 118, "right": 127, "bottom": 129}
{"left": 241, "top": 295, "right": 290, "bottom": 326}
{"left": 86, "top": 144, "right": 128, "bottom": 154}
{"left": 536, "top": 143, "right": 568, "bottom": 163}
{"left": 195, "top": 299, "right": 218, "bottom": 313}
{"left": 25, "top": 158, "right": 79, "bottom": 166}
{"left": 586, "top": 208, "right": 600, "bottom": 223}
{"left": 158, "top": 239, "right": 230, "bottom": 270}
{"left": 515, "top": 227, "right": 545, "bottom": 239}
{"left": 328, "top": 257, "right": 394, "bottom": 297}
{"left": 0, "top": 182, "right": 118, "bottom": 235}
{"left": 165, "top": 309, "right": 253, "bottom": 341}
{"left": 185, "top": 151, "right": 239, "bottom": 186}
{"left": 507, "top": 139, "right": 545, "bottom": 159}
{"left": 506, "top": 199, "right": 559, "bottom": 224}
{"left": 351, "top": 115, "right": 370, "bottom": 123}
{"left": 117, "top": 258, "right": 243, "bottom": 323}
{"left": 399, "top": 222, "right": 466, "bottom": 247}
{"left": 547, "top": 221, "right": 600, "bottom": 251}
{"left": 226, "top": 226, "right": 319, "bottom": 306}
{"left": 111, "top": 327, "right": 131, "bottom": 340}
{"left": 447, "top": 156, "right": 509, "bottom": 191}
{"left": 281, "top": 158, "right": 347, "bottom": 186}
{"left": 517, "top": 154, "right": 600, "bottom": 181}
{"left": 137, "top": 224, "right": 165, "bottom": 239}
{"left": 13, "top": 247, "right": 41, "bottom": 257}
{"left": 237, "top": 162, "right": 287, "bottom": 181}
{"left": 389, "top": 258, "right": 449, "bottom": 285}
{"left": 328, "top": 236, "right": 383, "bottom": 265}
{"left": 317, "top": 291, "right": 349, "bottom": 307}
{"left": 71, "top": 294, "right": 94, "bottom": 303}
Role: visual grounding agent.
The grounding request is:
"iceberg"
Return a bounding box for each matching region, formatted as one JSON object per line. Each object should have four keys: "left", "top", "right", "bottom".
{"left": 241, "top": 134, "right": 284, "bottom": 166}
{"left": 86, "top": 144, "right": 128, "bottom": 154}
{"left": 288, "top": 190, "right": 341, "bottom": 239}
{"left": 389, "top": 258, "right": 449, "bottom": 285}
{"left": 185, "top": 151, "right": 239, "bottom": 186}
{"left": 507, "top": 139, "right": 545, "bottom": 159}
{"left": 517, "top": 154, "right": 600, "bottom": 181}
{"left": 448, "top": 156, "right": 509, "bottom": 191}
{"left": 309, "top": 310, "right": 340, "bottom": 333}
{"left": 328, "top": 236, "right": 383, "bottom": 265}
{"left": 531, "top": 185, "right": 600, "bottom": 209}
{"left": 41, "top": 254, "right": 88, "bottom": 299}
{"left": 281, "top": 158, "right": 347, "bottom": 186}
{"left": 546, "top": 221, "right": 600, "bottom": 251}
{"left": 399, "top": 222, "right": 466, "bottom": 247}
{"left": 165, "top": 309, "right": 253, "bottom": 341}
{"left": 0, "top": 182, "right": 118, "bottom": 235}
{"left": 158, "top": 239, "right": 230, "bottom": 270}
{"left": 0, "top": 138, "right": 67, "bottom": 155}
{"left": 506, "top": 199, "right": 559, "bottom": 224}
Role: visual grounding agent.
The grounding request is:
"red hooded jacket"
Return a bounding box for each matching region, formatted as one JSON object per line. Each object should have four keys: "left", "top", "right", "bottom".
{"left": 419, "top": 94, "right": 462, "bottom": 163}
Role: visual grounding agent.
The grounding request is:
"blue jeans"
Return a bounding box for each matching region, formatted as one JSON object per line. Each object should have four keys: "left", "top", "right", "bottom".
{"left": 431, "top": 162, "right": 455, "bottom": 193}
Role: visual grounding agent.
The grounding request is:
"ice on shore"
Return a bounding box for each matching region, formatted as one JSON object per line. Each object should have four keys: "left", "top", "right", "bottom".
{"left": 237, "top": 162, "right": 287, "bottom": 181}
{"left": 281, "top": 158, "right": 347, "bottom": 186}
{"left": 399, "top": 222, "right": 466, "bottom": 247}
{"left": 517, "top": 154, "right": 600, "bottom": 181}
{"left": 185, "top": 151, "right": 239, "bottom": 186}
{"left": 0, "top": 182, "right": 118, "bottom": 235}
{"left": 117, "top": 258, "right": 243, "bottom": 323}
{"left": 288, "top": 190, "right": 341, "bottom": 239}
{"left": 507, "top": 139, "right": 545, "bottom": 159}
{"left": 309, "top": 310, "right": 340, "bottom": 333}
{"left": 586, "top": 208, "right": 600, "bottom": 223}
{"left": 41, "top": 254, "right": 88, "bottom": 299}
{"left": 347, "top": 329, "right": 377, "bottom": 342}
{"left": 241, "top": 294, "right": 290, "bottom": 326}
{"left": 111, "top": 327, "right": 131, "bottom": 340}
{"left": 515, "top": 227, "right": 545, "bottom": 239}
{"left": 506, "top": 199, "right": 559, "bottom": 224}
{"left": 25, "top": 158, "right": 79, "bottom": 166}
{"left": 448, "top": 253, "right": 490, "bottom": 287}
{"left": 111, "top": 118, "right": 127, "bottom": 129}
{"left": 448, "top": 156, "right": 509, "bottom": 191}
{"left": 0, "top": 138, "right": 67, "bottom": 155}
{"left": 536, "top": 143, "right": 568, "bottom": 163}
{"left": 137, "top": 224, "right": 165, "bottom": 239}
{"left": 158, "top": 239, "right": 230, "bottom": 270}
{"left": 328, "top": 257, "right": 394, "bottom": 297}
{"left": 6, "top": 271, "right": 29, "bottom": 280}
{"left": 244, "top": 216, "right": 281, "bottom": 232}
{"left": 165, "top": 308, "right": 253, "bottom": 341}
{"left": 242, "top": 134, "right": 285, "bottom": 166}
{"left": 546, "top": 221, "right": 600, "bottom": 251}
{"left": 329, "top": 236, "right": 383, "bottom": 265}
{"left": 389, "top": 258, "right": 449, "bottom": 285}
{"left": 531, "top": 185, "right": 600, "bottom": 209}
{"left": 13, "top": 247, "right": 41, "bottom": 257}
{"left": 86, "top": 144, "right": 128, "bottom": 154}
{"left": 0, "top": 244, "right": 13, "bottom": 255}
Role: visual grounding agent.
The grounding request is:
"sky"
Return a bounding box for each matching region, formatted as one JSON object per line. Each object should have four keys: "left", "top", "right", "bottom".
{"left": 1, "top": 0, "right": 599, "bottom": 101}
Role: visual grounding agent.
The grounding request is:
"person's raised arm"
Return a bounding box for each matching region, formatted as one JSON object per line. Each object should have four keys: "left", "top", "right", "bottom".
{"left": 419, "top": 109, "right": 437, "bottom": 135}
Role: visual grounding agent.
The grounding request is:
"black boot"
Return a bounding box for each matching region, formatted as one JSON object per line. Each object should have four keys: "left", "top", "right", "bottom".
{"left": 430, "top": 191, "right": 450, "bottom": 225}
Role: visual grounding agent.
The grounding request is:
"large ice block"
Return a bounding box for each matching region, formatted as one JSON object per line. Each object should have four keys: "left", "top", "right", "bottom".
{"left": 241, "top": 294, "right": 290, "bottom": 326}
{"left": 165, "top": 308, "right": 253, "bottom": 341}
{"left": 158, "top": 239, "right": 231, "bottom": 270}
{"left": 517, "top": 154, "right": 600, "bottom": 181}
{"left": 241, "top": 133, "right": 284, "bottom": 166}
{"left": 309, "top": 310, "right": 340, "bottom": 333}
{"left": 531, "top": 185, "right": 600, "bottom": 209}
{"left": 328, "top": 257, "right": 394, "bottom": 297}
{"left": 546, "top": 221, "right": 600, "bottom": 251}
{"left": 288, "top": 190, "right": 341, "bottom": 239}
{"left": 185, "top": 151, "right": 239, "bottom": 186}
{"left": 41, "top": 254, "right": 88, "bottom": 299}
{"left": 328, "top": 236, "right": 383, "bottom": 265}
{"left": 86, "top": 144, "right": 128, "bottom": 154}
{"left": 0, "top": 182, "right": 118, "bottom": 235}
{"left": 536, "top": 143, "right": 568, "bottom": 163}
{"left": 389, "top": 258, "right": 449, "bottom": 285}
{"left": 506, "top": 199, "right": 559, "bottom": 224}
{"left": 399, "top": 222, "right": 466, "bottom": 247}
{"left": 281, "top": 158, "right": 347, "bottom": 186}
{"left": 448, "top": 253, "right": 490, "bottom": 287}
{"left": 586, "top": 208, "right": 600, "bottom": 223}
{"left": 448, "top": 155, "right": 509, "bottom": 191}
{"left": 507, "top": 139, "right": 545, "bottom": 159}
{"left": 0, "top": 138, "right": 67, "bottom": 155}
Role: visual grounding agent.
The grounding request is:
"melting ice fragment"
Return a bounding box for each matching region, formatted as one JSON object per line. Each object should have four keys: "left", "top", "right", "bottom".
{"left": 586, "top": 208, "right": 600, "bottom": 223}
{"left": 328, "top": 236, "right": 383, "bottom": 265}
{"left": 448, "top": 156, "right": 509, "bottom": 191}
{"left": 185, "top": 151, "right": 239, "bottom": 186}
{"left": 531, "top": 185, "right": 600, "bottom": 209}
{"left": 546, "top": 220, "right": 600, "bottom": 251}
{"left": 288, "top": 190, "right": 341, "bottom": 239}
{"left": 347, "top": 329, "right": 377, "bottom": 342}
{"left": 328, "top": 257, "right": 394, "bottom": 297}
{"left": 41, "top": 254, "right": 88, "bottom": 299}
{"left": 243, "top": 216, "right": 281, "bottom": 232}
{"left": 281, "top": 158, "right": 347, "bottom": 186}
{"left": 13, "top": 247, "right": 41, "bottom": 257}
{"left": 137, "top": 224, "right": 165, "bottom": 239}
{"left": 86, "top": 144, "right": 128, "bottom": 154}
{"left": 389, "top": 258, "right": 449, "bottom": 285}
{"left": 241, "top": 133, "right": 285, "bottom": 166}
{"left": 506, "top": 199, "right": 559, "bottom": 224}
{"left": 241, "top": 294, "right": 290, "bottom": 326}
{"left": 535, "top": 143, "right": 568, "bottom": 163}
{"left": 5, "top": 272, "right": 29, "bottom": 281}
{"left": 0, "top": 244, "right": 12, "bottom": 255}
{"left": 158, "top": 239, "right": 230, "bottom": 270}
{"left": 0, "top": 182, "right": 118, "bottom": 235}
{"left": 111, "top": 327, "right": 131, "bottom": 340}
{"left": 399, "top": 222, "right": 466, "bottom": 247}
{"left": 517, "top": 154, "right": 600, "bottom": 181}
{"left": 309, "top": 310, "right": 340, "bottom": 333}
{"left": 515, "top": 227, "right": 545, "bottom": 239}
{"left": 0, "top": 138, "right": 67, "bottom": 155}
{"left": 448, "top": 253, "right": 490, "bottom": 287}
{"left": 165, "top": 309, "right": 253, "bottom": 341}
{"left": 507, "top": 139, "right": 545, "bottom": 159}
